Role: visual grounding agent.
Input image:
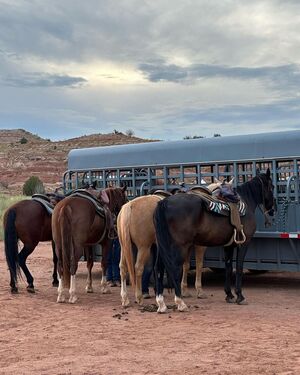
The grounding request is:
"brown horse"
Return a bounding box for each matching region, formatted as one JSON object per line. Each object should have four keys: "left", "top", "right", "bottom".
{"left": 3, "top": 193, "right": 64, "bottom": 294}
{"left": 153, "top": 170, "right": 275, "bottom": 312}
{"left": 52, "top": 186, "right": 127, "bottom": 303}
{"left": 118, "top": 182, "right": 224, "bottom": 307}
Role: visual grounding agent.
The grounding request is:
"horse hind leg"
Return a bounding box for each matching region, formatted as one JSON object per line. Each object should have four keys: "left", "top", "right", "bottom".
{"left": 57, "top": 274, "right": 66, "bottom": 303}
{"left": 119, "top": 252, "right": 130, "bottom": 307}
{"left": 69, "top": 275, "right": 78, "bottom": 304}
{"left": 181, "top": 258, "right": 192, "bottom": 297}
{"left": 51, "top": 241, "right": 59, "bottom": 287}
{"left": 195, "top": 245, "right": 207, "bottom": 299}
{"left": 18, "top": 244, "right": 36, "bottom": 293}
{"left": 135, "top": 246, "right": 151, "bottom": 305}
{"left": 85, "top": 247, "right": 94, "bottom": 293}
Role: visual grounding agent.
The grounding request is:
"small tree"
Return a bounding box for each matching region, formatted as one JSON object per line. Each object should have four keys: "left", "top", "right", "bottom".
{"left": 22, "top": 176, "right": 45, "bottom": 196}
{"left": 20, "top": 137, "right": 28, "bottom": 144}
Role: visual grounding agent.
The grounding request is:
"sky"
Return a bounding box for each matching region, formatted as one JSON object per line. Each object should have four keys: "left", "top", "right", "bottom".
{"left": 1, "top": 0, "right": 300, "bottom": 141}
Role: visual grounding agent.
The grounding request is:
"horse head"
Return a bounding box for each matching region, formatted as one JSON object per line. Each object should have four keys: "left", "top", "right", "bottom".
{"left": 104, "top": 185, "right": 128, "bottom": 215}
{"left": 257, "top": 168, "right": 275, "bottom": 216}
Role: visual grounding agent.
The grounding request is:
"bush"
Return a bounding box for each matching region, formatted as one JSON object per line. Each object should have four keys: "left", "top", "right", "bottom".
{"left": 125, "top": 129, "right": 134, "bottom": 137}
{"left": 22, "top": 176, "right": 45, "bottom": 196}
{"left": 20, "top": 137, "right": 28, "bottom": 144}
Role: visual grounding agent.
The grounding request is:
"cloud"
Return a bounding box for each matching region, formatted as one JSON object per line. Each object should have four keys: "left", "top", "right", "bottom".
{"left": 1, "top": 73, "right": 87, "bottom": 88}
{"left": 139, "top": 62, "right": 300, "bottom": 91}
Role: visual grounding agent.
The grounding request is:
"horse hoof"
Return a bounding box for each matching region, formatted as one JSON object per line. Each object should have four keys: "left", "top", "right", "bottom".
{"left": 69, "top": 295, "right": 78, "bottom": 304}
{"left": 57, "top": 295, "right": 66, "bottom": 303}
{"left": 197, "top": 292, "right": 208, "bottom": 299}
{"left": 10, "top": 287, "right": 18, "bottom": 294}
{"left": 226, "top": 296, "right": 235, "bottom": 303}
{"left": 178, "top": 303, "right": 189, "bottom": 312}
{"left": 122, "top": 299, "right": 130, "bottom": 307}
{"left": 157, "top": 305, "right": 167, "bottom": 314}
{"left": 85, "top": 286, "right": 94, "bottom": 293}
{"left": 182, "top": 292, "right": 192, "bottom": 298}
{"left": 52, "top": 280, "right": 59, "bottom": 287}
{"left": 101, "top": 287, "right": 112, "bottom": 294}
{"left": 27, "top": 286, "right": 35, "bottom": 293}
{"left": 236, "top": 299, "right": 248, "bottom": 305}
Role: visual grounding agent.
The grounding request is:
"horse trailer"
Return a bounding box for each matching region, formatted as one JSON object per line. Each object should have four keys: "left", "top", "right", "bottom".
{"left": 63, "top": 130, "right": 300, "bottom": 272}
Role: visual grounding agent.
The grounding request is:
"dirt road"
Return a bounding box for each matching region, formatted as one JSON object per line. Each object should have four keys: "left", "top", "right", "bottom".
{"left": 0, "top": 241, "right": 299, "bottom": 375}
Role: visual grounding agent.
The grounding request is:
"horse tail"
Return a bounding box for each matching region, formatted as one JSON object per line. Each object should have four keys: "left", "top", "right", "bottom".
{"left": 153, "top": 199, "right": 181, "bottom": 291}
{"left": 60, "top": 205, "right": 73, "bottom": 289}
{"left": 3, "top": 208, "right": 20, "bottom": 283}
{"left": 117, "top": 203, "right": 135, "bottom": 289}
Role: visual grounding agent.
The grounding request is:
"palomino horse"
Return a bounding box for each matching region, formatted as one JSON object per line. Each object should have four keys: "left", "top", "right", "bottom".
{"left": 153, "top": 170, "right": 275, "bottom": 313}
{"left": 3, "top": 193, "right": 64, "bottom": 293}
{"left": 118, "top": 181, "right": 224, "bottom": 307}
{"left": 52, "top": 186, "right": 127, "bottom": 303}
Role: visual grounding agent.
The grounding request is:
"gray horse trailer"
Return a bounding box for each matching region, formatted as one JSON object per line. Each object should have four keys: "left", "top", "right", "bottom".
{"left": 63, "top": 130, "right": 300, "bottom": 272}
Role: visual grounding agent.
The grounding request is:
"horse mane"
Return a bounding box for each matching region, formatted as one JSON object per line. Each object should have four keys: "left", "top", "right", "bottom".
{"left": 237, "top": 174, "right": 266, "bottom": 207}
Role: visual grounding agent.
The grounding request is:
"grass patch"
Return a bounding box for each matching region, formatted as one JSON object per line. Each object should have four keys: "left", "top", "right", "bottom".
{"left": 0, "top": 195, "right": 26, "bottom": 241}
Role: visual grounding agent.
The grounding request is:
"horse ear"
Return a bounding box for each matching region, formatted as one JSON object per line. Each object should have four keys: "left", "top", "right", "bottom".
{"left": 121, "top": 185, "right": 127, "bottom": 192}
{"left": 266, "top": 168, "right": 271, "bottom": 178}
{"left": 214, "top": 178, "right": 222, "bottom": 184}
{"left": 228, "top": 177, "right": 234, "bottom": 186}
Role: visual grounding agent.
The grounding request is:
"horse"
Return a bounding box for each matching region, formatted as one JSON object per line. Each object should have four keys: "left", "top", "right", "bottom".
{"left": 52, "top": 186, "right": 127, "bottom": 303}
{"left": 3, "top": 193, "right": 64, "bottom": 294}
{"left": 118, "top": 181, "right": 224, "bottom": 307}
{"left": 153, "top": 169, "right": 275, "bottom": 313}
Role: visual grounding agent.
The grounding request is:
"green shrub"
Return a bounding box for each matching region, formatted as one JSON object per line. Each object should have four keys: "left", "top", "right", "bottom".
{"left": 22, "top": 176, "right": 45, "bottom": 196}
{"left": 0, "top": 194, "right": 26, "bottom": 240}
{"left": 20, "top": 137, "right": 28, "bottom": 144}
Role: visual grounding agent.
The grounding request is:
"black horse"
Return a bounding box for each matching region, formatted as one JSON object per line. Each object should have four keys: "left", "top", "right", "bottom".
{"left": 153, "top": 170, "right": 275, "bottom": 313}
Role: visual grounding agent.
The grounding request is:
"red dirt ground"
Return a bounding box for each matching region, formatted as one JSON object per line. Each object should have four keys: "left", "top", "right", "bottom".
{"left": 0, "top": 241, "right": 299, "bottom": 375}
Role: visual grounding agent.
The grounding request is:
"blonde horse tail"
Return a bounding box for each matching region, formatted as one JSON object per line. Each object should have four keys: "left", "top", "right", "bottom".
{"left": 60, "top": 205, "right": 73, "bottom": 289}
{"left": 118, "top": 203, "right": 135, "bottom": 289}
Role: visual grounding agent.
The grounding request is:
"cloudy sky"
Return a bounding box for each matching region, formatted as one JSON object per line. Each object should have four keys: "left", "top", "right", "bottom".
{"left": 1, "top": 0, "right": 300, "bottom": 141}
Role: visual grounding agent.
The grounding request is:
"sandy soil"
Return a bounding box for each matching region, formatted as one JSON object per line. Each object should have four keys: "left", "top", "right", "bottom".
{"left": 0, "top": 241, "right": 299, "bottom": 375}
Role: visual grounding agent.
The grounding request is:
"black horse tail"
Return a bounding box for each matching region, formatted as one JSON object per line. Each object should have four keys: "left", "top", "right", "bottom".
{"left": 4, "top": 209, "right": 20, "bottom": 284}
{"left": 60, "top": 205, "right": 73, "bottom": 289}
{"left": 154, "top": 200, "right": 182, "bottom": 294}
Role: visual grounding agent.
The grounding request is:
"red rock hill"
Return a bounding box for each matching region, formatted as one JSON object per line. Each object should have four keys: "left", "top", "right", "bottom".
{"left": 0, "top": 129, "right": 156, "bottom": 195}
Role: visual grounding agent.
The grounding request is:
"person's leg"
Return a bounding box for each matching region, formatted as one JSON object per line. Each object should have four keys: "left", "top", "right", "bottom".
{"left": 112, "top": 239, "right": 121, "bottom": 285}
{"left": 142, "top": 260, "right": 153, "bottom": 297}
{"left": 106, "top": 244, "right": 113, "bottom": 284}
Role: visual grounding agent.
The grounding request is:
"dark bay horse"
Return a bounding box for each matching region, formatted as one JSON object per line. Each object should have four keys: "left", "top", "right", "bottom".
{"left": 52, "top": 186, "right": 127, "bottom": 303}
{"left": 153, "top": 170, "right": 275, "bottom": 313}
{"left": 3, "top": 193, "right": 64, "bottom": 293}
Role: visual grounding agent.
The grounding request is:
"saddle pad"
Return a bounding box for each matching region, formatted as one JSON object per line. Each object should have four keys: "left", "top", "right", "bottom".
{"left": 69, "top": 191, "right": 105, "bottom": 218}
{"left": 31, "top": 196, "right": 54, "bottom": 215}
{"left": 192, "top": 191, "right": 246, "bottom": 217}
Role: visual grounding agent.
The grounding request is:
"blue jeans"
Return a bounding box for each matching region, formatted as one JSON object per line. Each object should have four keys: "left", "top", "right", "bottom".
{"left": 107, "top": 239, "right": 121, "bottom": 282}
{"left": 142, "top": 260, "right": 153, "bottom": 294}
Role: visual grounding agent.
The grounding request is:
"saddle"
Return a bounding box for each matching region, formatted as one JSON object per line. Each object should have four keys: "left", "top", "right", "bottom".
{"left": 152, "top": 190, "right": 172, "bottom": 198}
{"left": 31, "top": 194, "right": 55, "bottom": 215}
{"left": 189, "top": 188, "right": 247, "bottom": 246}
{"left": 69, "top": 189, "right": 115, "bottom": 240}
